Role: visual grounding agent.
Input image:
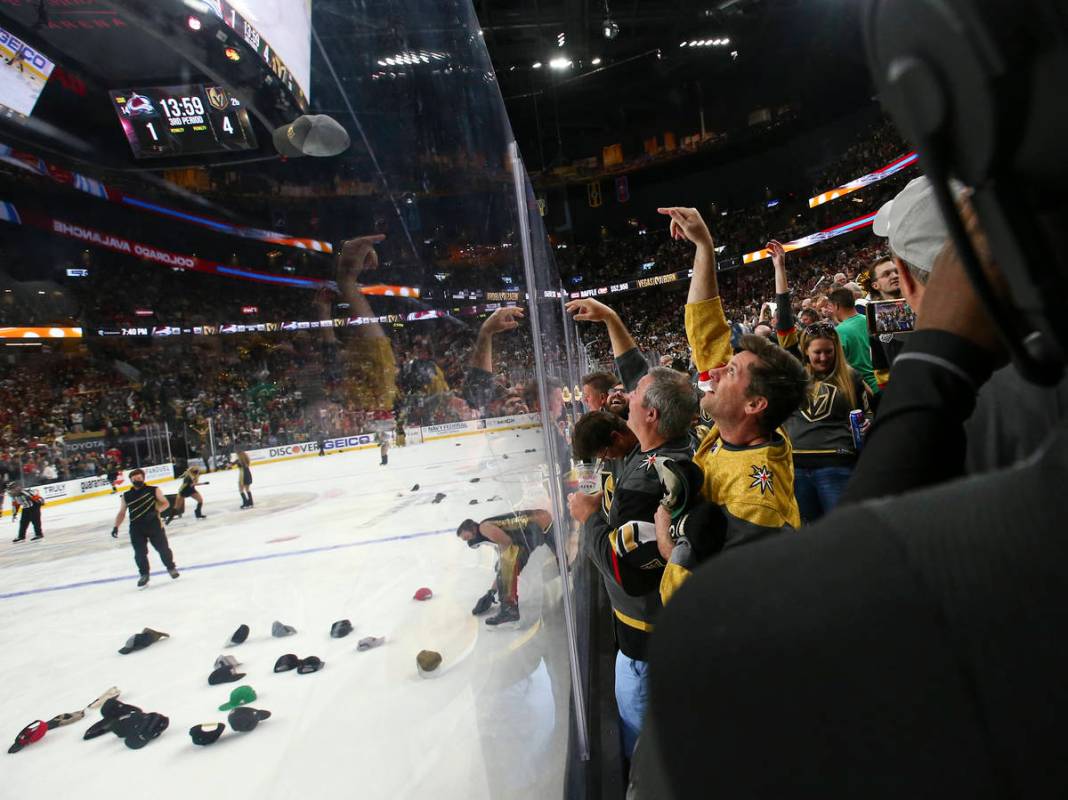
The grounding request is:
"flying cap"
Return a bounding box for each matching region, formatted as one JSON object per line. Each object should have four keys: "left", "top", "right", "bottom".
{"left": 124, "top": 712, "right": 169, "bottom": 750}
{"left": 208, "top": 664, "right": 247, "bottom": 686}
{"left": 273, "top": 654, "right": 300, "bottom": 673}
{"left": 228, "top": 707, "right": 271, "bottom": 733}
{"left": 118, "top": 627, "right": 169, "bottom": 654}
{"left": 189, "top": 722, "right": 226, "bottom": 746}
{"left": 218, "top": 685, "right": 257, "bottom": 712}
{"left": 296, "top": 656, "right": 325, "bottom": 674}
{"left": 357, "top": 636, "right": 386, "bottom": 652}
{"left": 330, "top": 619, "right": 353, "bottom": 638}
{"left": 413, "top": 587, "right": 433, "bottom": 601}
{"left": 272, "top": 115, "right": 350, "bottom": 158}
{"left": 416, "top": 650, "right": 442, "bottom": 676}
{"left": 214, "top": 655, "right": 241, "bottom": 671}
{"left": 226, "top": 624, "right": 250, "bottom": 646}
{"left": 873, "top": 176, "right": 965, "bottom": 274}
{"left": 8, "top": 721, "right": 47, "bottom": 754}
{"left": 271, "top": 620, "right": 297, "bottom": 638}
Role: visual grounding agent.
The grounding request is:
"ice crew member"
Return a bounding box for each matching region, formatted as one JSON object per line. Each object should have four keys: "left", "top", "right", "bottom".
{"left": 112, "top": 467, "right": 179, "bottom": 588}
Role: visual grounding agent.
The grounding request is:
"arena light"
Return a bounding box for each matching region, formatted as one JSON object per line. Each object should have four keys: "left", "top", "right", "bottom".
{"left": 591, "top": 57, "right": 602, "bottom": 65}
{"left": 187, "top": 15, "right": 202, "bottom": 31}
{"left": 224, "top": 46, "right": 241, "bottom": 62}
{"left": 549, "top": 57, "right": 573, "bottom": 70}
{"left": 557, "top": 32, "right": 566, "bottom": 47}
{"left": 532, "top": 61, "right": 542, "bottom": 69}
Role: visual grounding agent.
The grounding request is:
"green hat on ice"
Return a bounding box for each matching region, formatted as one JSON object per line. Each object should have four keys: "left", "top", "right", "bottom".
{"left": 218, "top": 685, "right": 256, "bottom": 712}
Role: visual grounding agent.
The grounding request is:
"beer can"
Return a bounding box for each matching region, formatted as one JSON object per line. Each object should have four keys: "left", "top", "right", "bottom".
{"left": 849, "top": 409, "right": 865, "bottom": 453}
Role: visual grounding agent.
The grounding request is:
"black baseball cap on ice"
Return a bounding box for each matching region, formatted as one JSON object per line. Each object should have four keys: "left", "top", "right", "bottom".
{"left": 209, "top": 664, "right": 247, "bottom": 685}
{"left": 189, "top": 722, "right": 226, "bottom": 746}
{"left": 228, "top": 707, "right": 271, "bottom": 733}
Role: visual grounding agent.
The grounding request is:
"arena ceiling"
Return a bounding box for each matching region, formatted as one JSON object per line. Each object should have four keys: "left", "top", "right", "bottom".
{"left": 471, "top": 0, "right": 875, "bottom": 169}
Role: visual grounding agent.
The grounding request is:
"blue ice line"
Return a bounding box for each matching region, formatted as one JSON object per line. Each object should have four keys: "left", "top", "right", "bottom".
{"left": 0, "top": 527, "right": 453, "bottom": 600}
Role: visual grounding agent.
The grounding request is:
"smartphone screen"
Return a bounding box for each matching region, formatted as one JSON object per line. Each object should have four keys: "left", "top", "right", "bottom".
{"left": 866, "top": 298, "right": 917, "bottom": 336}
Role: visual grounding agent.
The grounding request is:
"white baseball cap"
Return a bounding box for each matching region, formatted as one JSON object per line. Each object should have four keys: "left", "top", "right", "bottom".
{"left": 873, "top": 176, "right": 964, "bottom": 274}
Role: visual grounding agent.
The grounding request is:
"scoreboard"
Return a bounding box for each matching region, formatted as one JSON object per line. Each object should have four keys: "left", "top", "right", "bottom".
{"left": 110, "top": 84, "right": 257, "bottom": 159}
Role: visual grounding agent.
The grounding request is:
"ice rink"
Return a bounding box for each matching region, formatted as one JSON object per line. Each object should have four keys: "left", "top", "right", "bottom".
{"left": 1, "top": 428, "right": 572, "bottom": 799}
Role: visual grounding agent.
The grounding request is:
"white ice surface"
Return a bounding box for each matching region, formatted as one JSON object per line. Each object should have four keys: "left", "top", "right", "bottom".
{"left": 0, "top": 429, "right": 571, "bottom": 799}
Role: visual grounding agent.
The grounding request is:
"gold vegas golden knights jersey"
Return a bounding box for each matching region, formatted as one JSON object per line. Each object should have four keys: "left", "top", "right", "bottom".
{"left": 661, "top": 296, "right": 802, "bottom": 604}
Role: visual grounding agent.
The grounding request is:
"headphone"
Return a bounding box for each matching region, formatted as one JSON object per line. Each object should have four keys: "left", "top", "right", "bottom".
{"left": 864, "top": 0, "right": 1068, "bottom": 385}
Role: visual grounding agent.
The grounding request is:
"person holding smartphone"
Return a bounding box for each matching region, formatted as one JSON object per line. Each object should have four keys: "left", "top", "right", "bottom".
{"left": 769, "top": 241, "right": 873, "bottom": 522}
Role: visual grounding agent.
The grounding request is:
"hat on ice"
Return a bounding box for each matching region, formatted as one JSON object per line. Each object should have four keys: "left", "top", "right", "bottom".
{"left": 271, "top": 620, "right": 297, "bottom": 638}
{"left": 7, "top": 721, "right": 47, "bottom": 754}
{"left": 118, "top": 627, "right": 169, "bottom": 654}
{"left": 218, "top": 685, "right": 257, "bottom": 712}
{"left": 46, "top": 710, "right": 85, "bottom": 729}
{"left": 85, "top": 687, "right": 120, "bottom": 710}
{"left": 124, "top": 712, "right": 169, "bottom": 750}
{"left": 228, "top": 707, "right": 271, "bottom": 733}
{"left": 330, "top": 619, "right": 353, "bottom": 638}
{"left": 226, "top": 624, "right": 250, "bottom": 646}
{"left": 189, "top": 722, "right": 226, "bottom": 746}
{"left": 214, "top": 655, "right": 241, "bottom": 671}
{"left": 100, "top": 698, "right": 141, "bottom": 720}
{"left": 413, "top": 587, "right": 433, "bottom": 601}
{"left": 357, "top": 636, "right": 386, "bottom": 652}
{"left": 273, "top": 653, "right": 300, "bottom": 673}
{"left": 416, "top": 650, "right": 442, "bottom": 676}
{"left": 209, "top": 664, "right": 247, "bottom": 686}
{"left": 83, "top": 717, "right": 119, "bottom": 740}
{"left": 296, "top": 656, "right": 325, "bottom": 674}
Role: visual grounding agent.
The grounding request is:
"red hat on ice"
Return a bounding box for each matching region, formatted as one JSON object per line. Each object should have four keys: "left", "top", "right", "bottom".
{"left": 413, "top": 587, "right": 433, "bottom": 601}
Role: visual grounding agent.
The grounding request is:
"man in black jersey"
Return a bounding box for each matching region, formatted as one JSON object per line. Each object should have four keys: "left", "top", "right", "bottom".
{"left": 456, "top": 509, "right": 554, "bottom": 627}
{"left": 111, "top": 468, "right": 179, "bottom": 588}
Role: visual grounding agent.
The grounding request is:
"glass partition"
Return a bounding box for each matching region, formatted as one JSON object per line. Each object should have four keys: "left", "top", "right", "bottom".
{"left": 0, "top": 1, "right": 586, "bottom": 796}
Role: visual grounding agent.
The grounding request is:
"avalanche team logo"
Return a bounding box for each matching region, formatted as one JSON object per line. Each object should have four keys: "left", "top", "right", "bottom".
{"left": 749, "top": 464, "right": 774, "bottom": 495}
{"left": 122, "top": 92, "right": 156, "bottom": 117}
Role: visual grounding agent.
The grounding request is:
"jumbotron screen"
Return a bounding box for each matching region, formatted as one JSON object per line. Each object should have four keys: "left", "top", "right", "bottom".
{"left": 110, "top": 84, "right": 257, "bottom": 159}
{"left": 0, "top": 25, "right": 55, "bottom": 117}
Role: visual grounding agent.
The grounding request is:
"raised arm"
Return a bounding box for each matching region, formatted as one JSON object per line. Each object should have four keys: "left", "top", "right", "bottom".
{"left": 657, "top": 207, "right": 719, "bottom": 303}
{"left": 769, "top": 240, "right": 799, "bottom": 355}
{"left": 659, "top": 206, "right": 732, "bottom": 374}
{"left": 565, "top": 298, "right": 637, "bottom": 358}
{"left": 469, "top": 306, "right": 526, "bottom": 374}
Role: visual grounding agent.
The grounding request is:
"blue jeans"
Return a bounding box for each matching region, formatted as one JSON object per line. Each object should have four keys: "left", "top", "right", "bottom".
{"left": 615, "top": 651, "right": 649, "bottom": 759}
{"left": 794, "top": 465, "right": 854, "bottom": 523}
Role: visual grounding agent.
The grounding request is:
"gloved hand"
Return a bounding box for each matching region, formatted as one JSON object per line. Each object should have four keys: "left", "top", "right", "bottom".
{"left": 471, "top": 589, "right": 496, "bottom": 616}
{"left": 110, "top": 527, "right": 118, "bottom": 539}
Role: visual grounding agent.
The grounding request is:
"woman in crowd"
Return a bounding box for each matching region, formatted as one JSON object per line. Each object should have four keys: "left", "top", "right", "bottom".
{"left": 770, "top": 241, "right": 872, "bottom": 522}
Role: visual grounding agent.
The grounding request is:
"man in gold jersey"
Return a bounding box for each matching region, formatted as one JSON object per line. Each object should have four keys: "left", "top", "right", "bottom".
{"left": 654, "top": 206, "right": 809, "bottom": 604}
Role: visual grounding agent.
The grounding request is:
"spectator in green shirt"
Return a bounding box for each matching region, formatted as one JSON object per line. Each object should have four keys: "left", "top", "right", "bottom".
{"left": 829, "top": 287, "right": 879, "bottom": 393}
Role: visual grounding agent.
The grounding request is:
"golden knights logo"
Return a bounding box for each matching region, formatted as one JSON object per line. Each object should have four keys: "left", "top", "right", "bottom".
{"left": 801, "top": 382, "right": 837, "bottom": 422}
{"left": 600, "top": 471, "right": 616, "bottom": 515}
{"left": 206, "top": 86, "right": 229, "bottom": 111}
{"left": 749, "top": 464, "right": 774, "bottom": 495}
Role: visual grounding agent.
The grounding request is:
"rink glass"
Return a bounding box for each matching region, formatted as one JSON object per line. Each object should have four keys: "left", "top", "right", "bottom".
{"left": 0, "top": 1, "right": 589, "bottom": 796}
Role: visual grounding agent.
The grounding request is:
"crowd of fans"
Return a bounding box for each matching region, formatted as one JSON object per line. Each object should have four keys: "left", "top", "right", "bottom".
{"left": 0, "top": 116, "right": 914, "bottom": 488}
